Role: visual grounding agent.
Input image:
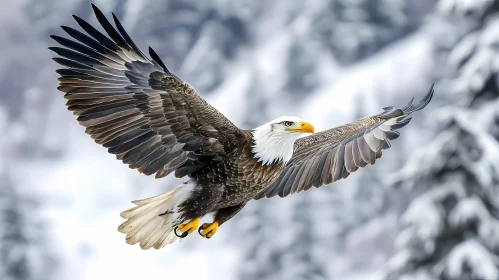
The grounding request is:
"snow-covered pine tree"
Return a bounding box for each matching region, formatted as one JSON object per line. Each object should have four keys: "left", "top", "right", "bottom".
{"left": 312, "top": 0, "right": 425, "bottom": 65}
{"left": 0, "top": 5, "right": 61, "bottom": 277}
{"left": 236, "top": 192, "right": 327, "bottom": 280}
{"left": 0, "top": 171, "right": 56, "bottom": 280}
{"left": 382, "top": 1, "right": 499, "bottom": 279}
{"left": 133, "top": 0, "right": 250, "bottom": 92}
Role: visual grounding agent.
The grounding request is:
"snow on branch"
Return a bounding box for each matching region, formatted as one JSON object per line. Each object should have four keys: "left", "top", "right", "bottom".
{"left": 445, "top": 239, "right": 499, "bottom": 279}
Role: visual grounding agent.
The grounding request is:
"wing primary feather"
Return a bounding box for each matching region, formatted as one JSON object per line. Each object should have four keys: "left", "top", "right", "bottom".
{"left": 131, "top": 146, "right": 172, "bottom": 170}
{"left": 56, "top": 69, "right": 87, "bottom": 77}
{"left": 385, "top": 130, "right": 400, "bottom": 140}
{"left": 268, "top": 167, "right": 294, "bottom": 197}
{"left": 136, "top": 147, "right": 170, "bottom": 174}
{"left": 49, "top": 47, "right": 103, "bottom": 67}
{"left": 351, "top": 136, "right": 363, "bottom": 167}
{"left": 372, "top": 127, "right": 386, "bottom": 140}
{"left": 112, "top": 13, "right": 148, "bottom": 61}
{"left": 363, "top": 130, "right": 381, "bottom": 152}
{"left": 91, "top": 4, "right": 131, "bottom": 51}
{"left": 254, "top": 191, "right": 265, "bottom": 200}
{"left": 120, "top": 138, "right": 162, "bottom": 164}
{"left": 380, "top": 139, "right": 391, "bottom": 149}
{"left": 344, "top": 141, "right": 358, "bottom": 173}
{"left": 104, "top": 128, "right": 153, "bottom": 149}
{"left": 60, "top": 26, "right": 122, "bottom": 61}
{"left": 379, "top": 108, "right": 404, "bottom": 119}
{"left": 106, "top": 129, "right": 156, "bottom": 154}
{"left": 321, "top": 149, "right": 336, "bottom": 185}
{"left": 70, "top": 68, "right": 129, "bottom": 82}
{"left": 61, "top": 75, "right": 129, "bottom": 86}
{"left": 67, "top": 87, "right": 130, "bottom": 94}
{"left": 149, "top": 148, "right": 185, "bottom": 169}
{"left": 297, "top": 156, "right": 320, "bottom": 193}
{"left": 311, "top": 152, "right": 329, "bottom": 187}
{"left": 69, "top": 98, "right": 137, "bottom": 114}
{"left": 89, "top": 117, "right": 144, "bottom": 141}
{"left": 263, "top": 178, "right": 283, "bottom": 198}
{"left": 280, "top": 166, "right": 301, "bottom": 197}
{"left": 357, "top": 134, "right": 375, "bottom": 165}
{"left": 76, "top": 102, "right": 137, "bottom": 120}
{"left": 406, "top": 83, "right": 434, "bottom": 113}
{"left": 391, "top": 117, "right": 412, "bottom": 130}
{"left": 52, "top": 57, "right": 93, "bottom": 70}
{"left": 94, "top": 64, "right": 127, "bottom": 77}
{"left": 148, "top": 47, "right": 170, "bottom": 74}
{"left": 272, "top": 166, "right": 298, "bottom": 197}
{"left": 290, "top": 163, "right": 307, "bottom": 194}
{"left": 72, "top": 15, "right": 119, "bottom": 52}
{"left": 332, "top": 143, "right": 346, "bottom": 181}
{"left": 400, "top": 97, "right": 414, "bottom": 111}
{"left": 140, "top": 148, "right": 174, "bottom": 175}
{"left": 341, "top": 165, "right": 350, "bottom": 179}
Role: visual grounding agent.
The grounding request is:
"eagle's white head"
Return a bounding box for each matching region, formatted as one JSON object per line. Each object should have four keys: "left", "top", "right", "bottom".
{"left": 252, "top": 116, "right": 315, "bottom": 165}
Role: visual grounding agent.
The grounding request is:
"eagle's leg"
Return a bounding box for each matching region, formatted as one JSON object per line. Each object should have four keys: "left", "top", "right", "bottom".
{"left": 199, "top": 203, "right": 246, "bottom": 239}
{"left": 198, "top": 222, "right": 218, "bottom": 239}
{"left": 176, "top": 217, "right": 200, "bottom": 237}
{"left": 174, "top": 183, "right": 224, "bottom": 238}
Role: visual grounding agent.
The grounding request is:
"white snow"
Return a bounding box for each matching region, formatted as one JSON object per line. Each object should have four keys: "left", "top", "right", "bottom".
{"left": 438, "top": 0, "right": 494, "bottom": 15}
{"left": 446, "top": 239, "right": 499, "bottom": 280}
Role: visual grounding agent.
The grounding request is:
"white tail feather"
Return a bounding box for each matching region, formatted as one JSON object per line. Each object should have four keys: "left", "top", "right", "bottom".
{"left": 118, "top": 181, "right": 196, "bottom": 250}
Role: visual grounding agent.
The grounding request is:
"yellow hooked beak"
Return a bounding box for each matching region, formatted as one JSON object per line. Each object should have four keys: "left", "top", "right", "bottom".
{"left": 285, "top": 121, "right": 315, "bottom": 134}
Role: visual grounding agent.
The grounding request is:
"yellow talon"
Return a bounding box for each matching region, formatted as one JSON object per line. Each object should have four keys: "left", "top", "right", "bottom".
{"left": 198, "top": 221, "right": 219, "bottom": 239}
{"left": 178, "top": 217, "right": 200, "bottom": 234}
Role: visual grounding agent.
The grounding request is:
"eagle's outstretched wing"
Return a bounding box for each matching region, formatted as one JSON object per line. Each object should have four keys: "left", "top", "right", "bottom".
{"left": 256, "top": 84, "right": 434, "bottom": 199}
{"left": 50, "top": 4, "right": 245, "bottom": 179}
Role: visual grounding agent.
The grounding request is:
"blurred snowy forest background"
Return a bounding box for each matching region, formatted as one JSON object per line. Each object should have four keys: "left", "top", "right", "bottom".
{"left": 1, "top": 0, "right": 499, "bottom": 279}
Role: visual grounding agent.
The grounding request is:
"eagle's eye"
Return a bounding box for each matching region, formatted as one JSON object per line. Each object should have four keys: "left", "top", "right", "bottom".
{"left": 283, "top": 121, "right": 293, "bottom": 127}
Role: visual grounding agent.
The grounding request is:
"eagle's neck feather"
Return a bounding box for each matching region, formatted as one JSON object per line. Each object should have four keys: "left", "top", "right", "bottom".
{"left": 251, "top": 124, "right": 300, "bottom": 166}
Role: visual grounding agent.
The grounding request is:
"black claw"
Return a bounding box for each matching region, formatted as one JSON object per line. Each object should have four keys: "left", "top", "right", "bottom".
{"left": 174, "top": 226, "right": 188, "bottom": 238}
{"left": 198, "top": 226, "right": 204, "bottom": 236}
{"left": 206, "top": 235, "right": 211, "bottom": 239}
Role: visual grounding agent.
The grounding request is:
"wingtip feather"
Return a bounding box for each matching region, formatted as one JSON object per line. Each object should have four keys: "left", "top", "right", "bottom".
{"left": 72, "top": 14, "right": 82, "bottom": 22}
{"left": 406, "top": 83, "right": 435, "bottom": 113}
{"left": 90, "top": 3, "right": 103, "bottom": 17}
{"left": 148, "top": 46, "right": 170, "bottom": 73}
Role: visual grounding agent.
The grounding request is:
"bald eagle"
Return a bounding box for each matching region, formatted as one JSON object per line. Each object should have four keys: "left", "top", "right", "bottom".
{"left": 50, "top": 4, "right": 434, "bottom": 250}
